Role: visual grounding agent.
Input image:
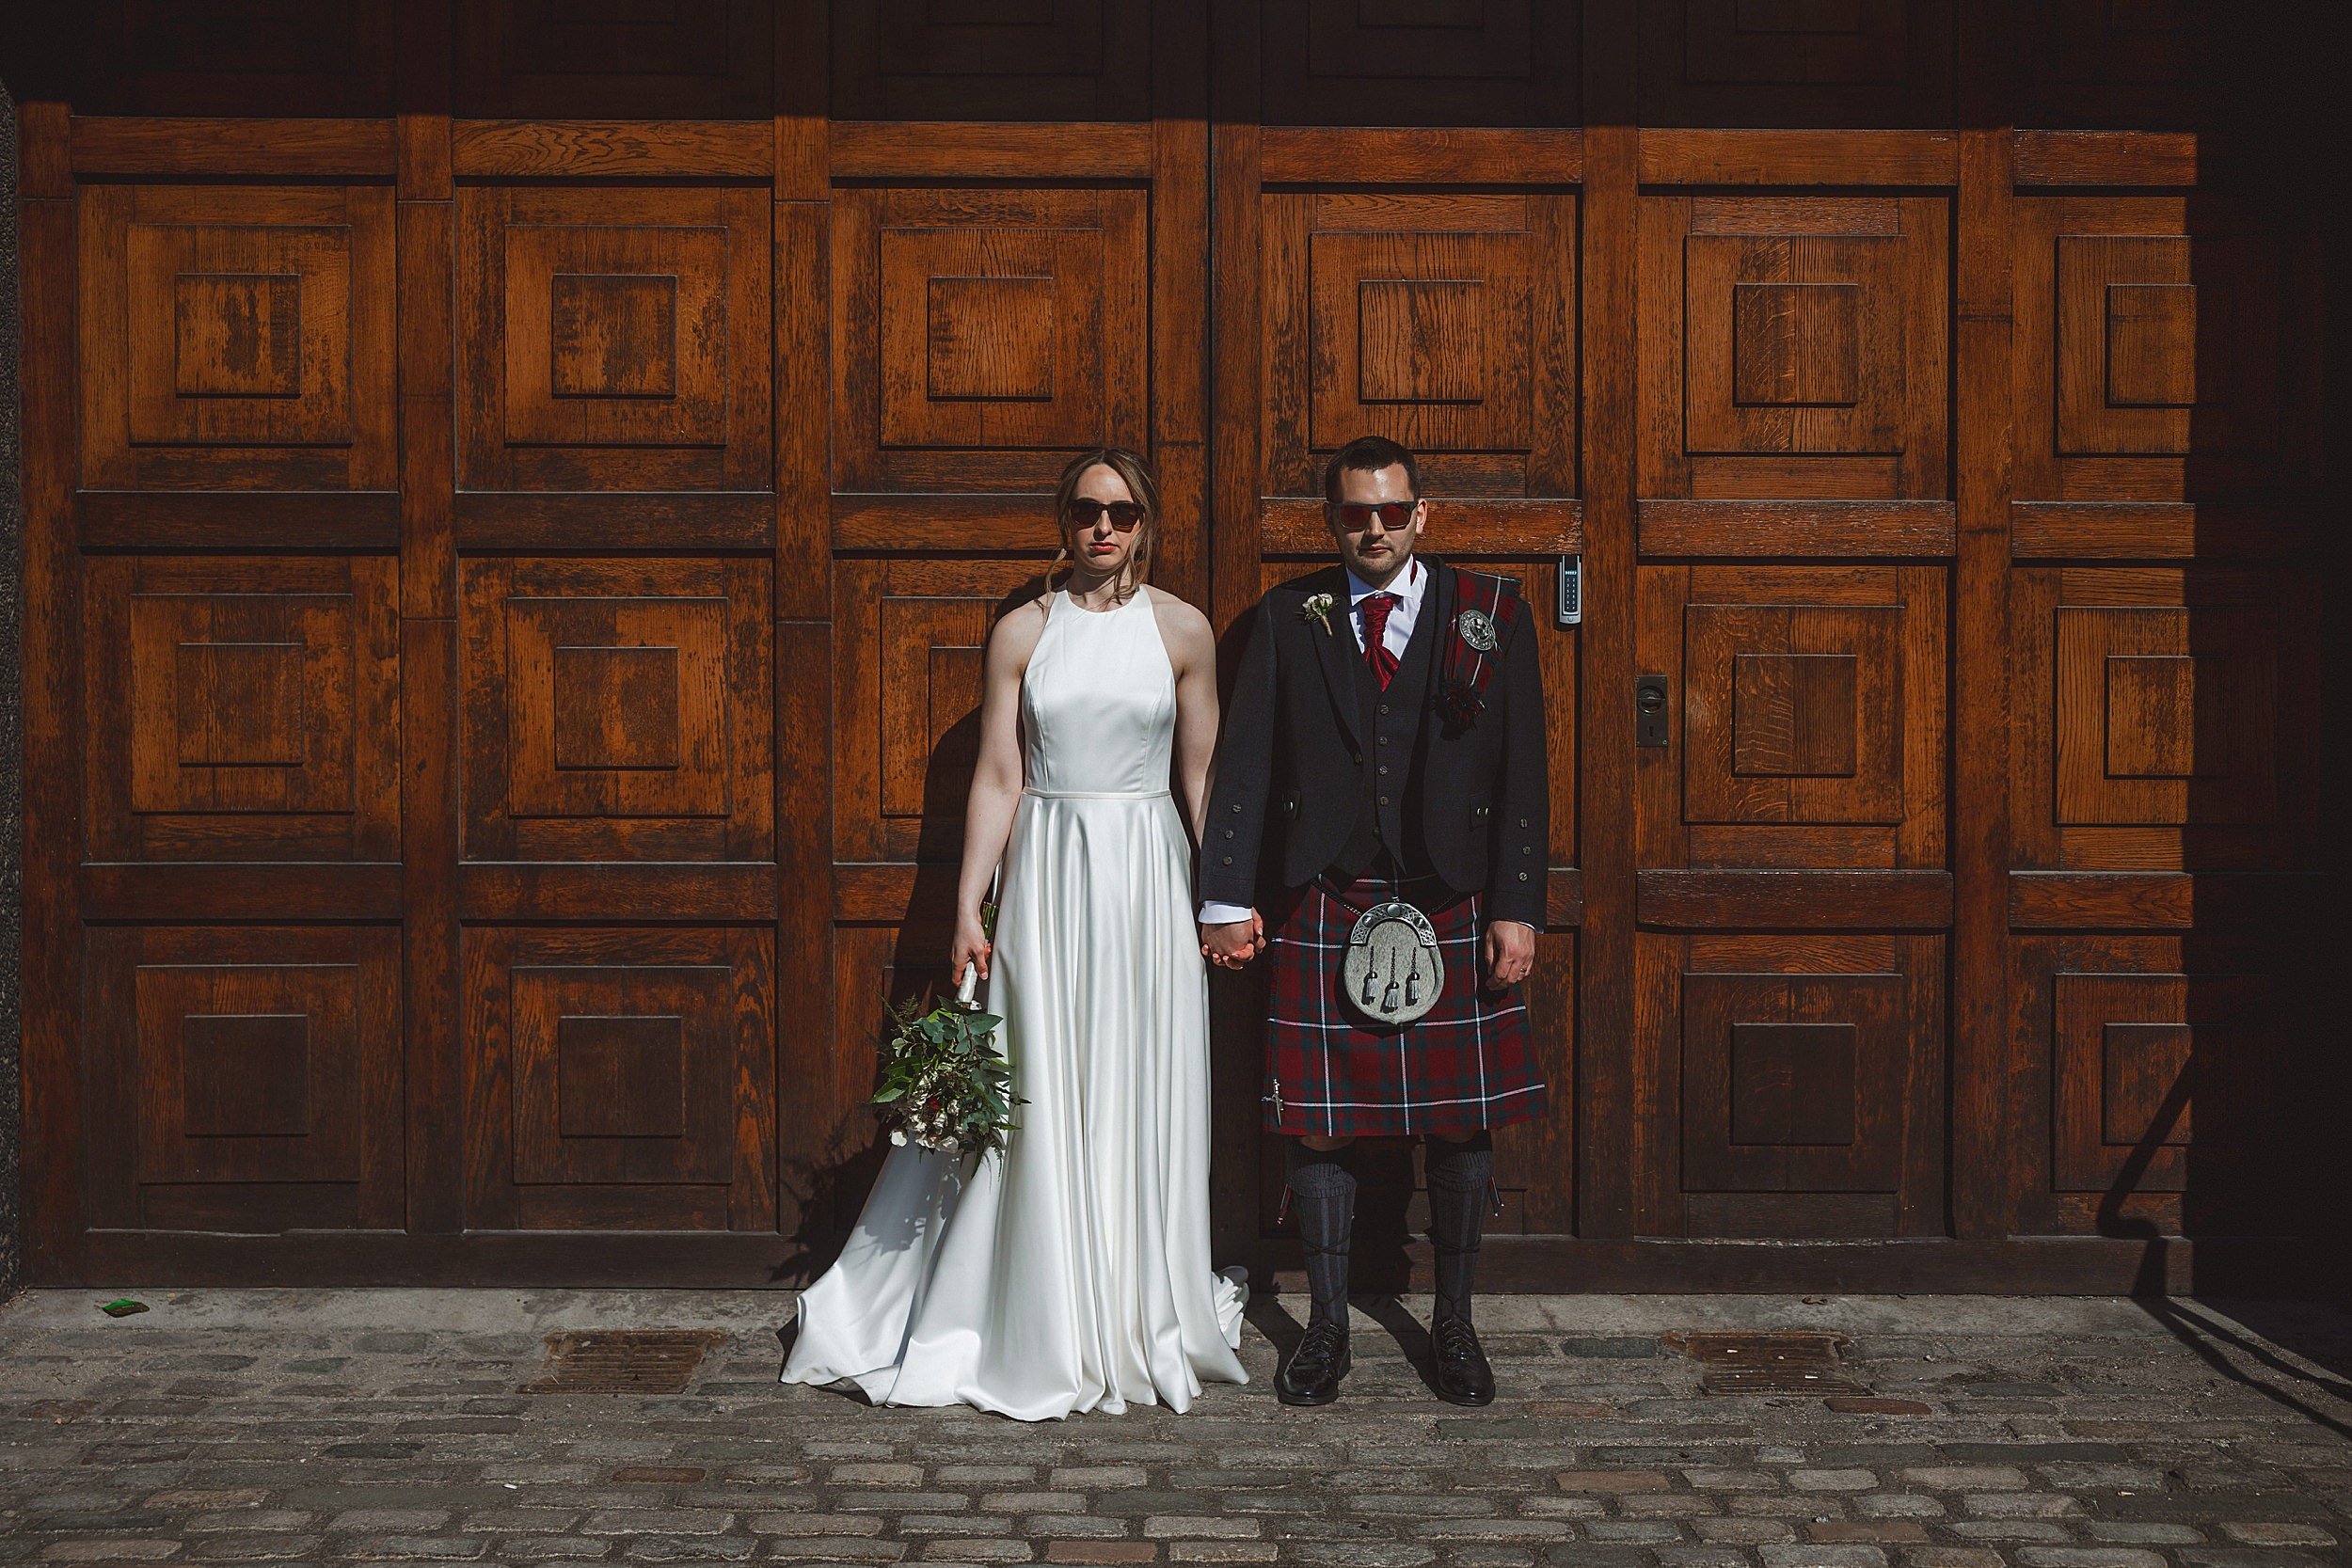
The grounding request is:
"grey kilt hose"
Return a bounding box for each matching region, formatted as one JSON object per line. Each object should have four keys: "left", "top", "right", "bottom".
{"left": 1261, "top": 867, "right": 1548, "bottom": 1139}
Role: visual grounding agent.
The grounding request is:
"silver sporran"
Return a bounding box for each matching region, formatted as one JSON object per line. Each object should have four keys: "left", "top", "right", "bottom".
{"left": 1339, "top": 899, "right": 1443, "bottom": 1027}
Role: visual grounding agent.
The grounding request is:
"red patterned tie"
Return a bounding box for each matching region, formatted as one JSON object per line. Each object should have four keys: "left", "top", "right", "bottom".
{"left": 1359, "top": 592, "right": 1401, "bottom": 689}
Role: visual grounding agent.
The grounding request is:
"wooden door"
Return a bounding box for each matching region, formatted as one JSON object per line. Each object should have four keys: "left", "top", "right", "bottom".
{"left": 1210, "top": 3, "right": 1585, "bottom": 1249}
{"left": 13, "top": 2, "right": 2337, "bottom": 1290}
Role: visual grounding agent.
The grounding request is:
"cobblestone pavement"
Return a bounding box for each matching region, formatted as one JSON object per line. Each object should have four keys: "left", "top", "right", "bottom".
{"left": 3, "top": 1290, "right": 2348, "bottom": 1567}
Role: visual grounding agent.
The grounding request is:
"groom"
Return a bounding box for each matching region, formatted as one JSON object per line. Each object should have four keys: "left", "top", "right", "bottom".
{"left": 1200, "top": 435, "right": 1549, "bottom": 1407}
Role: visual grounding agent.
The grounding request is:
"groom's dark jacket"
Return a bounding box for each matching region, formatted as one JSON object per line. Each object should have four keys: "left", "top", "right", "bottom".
{"left": 1200, "top": 557, "right": 1548, "bottom": 930}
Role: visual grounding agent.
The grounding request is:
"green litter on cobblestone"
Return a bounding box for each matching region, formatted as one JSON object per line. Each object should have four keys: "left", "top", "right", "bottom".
{"left": 98, "top": 1298, "right": 148, "bottom": 1317}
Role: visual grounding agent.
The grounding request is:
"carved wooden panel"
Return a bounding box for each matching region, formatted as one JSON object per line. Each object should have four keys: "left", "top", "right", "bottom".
{"left": 458, "top": 0, "right": 773, "bottom": 117}
{"left": 834, "top": 561, "right": 1044, "bottom": 863}
{"left": 1642, "top": 0, "right": 1953, "bottom": 126}
{"left": 833, "top": 0, "right": 1152, "bottom": 119}
{"left": 823, "top": 924, "right": 963, "bottom": 1229}
{"left": 85, "top": 925, "right": 402, "bottom": 1232}
{"left": 2021, "top": 0, "right": 2203, "bottom": 128}
{"left": 2014, "top": 198, "right": 2321, "bottom": 505}
{"left": 2013, "top": 935, "right": 2306, "bottom": 1236}
{"left": 456, "top": 187, "right": 771, "bottom": 493}
{"left": 1640, "top": 196, "right": 1947, "bottom": 501}
{"left": 1263, "top": 193, "right": 1576, "bottom": 500}
{"left": 1644, "top": 933, "right": 1943, "bottom": 1236}
{"left": 1260, "top": 0, "right": 1581, "bottom": 127}
{"left": 1643, "top": 564, "right": 1945, "bottom": 870}
{"left": 84, "top": 555, "right": 399, "bottom": 863}
{"left": 465, "top": 927, "right": 775, "bottom": 1231}
{"left": 461, "top": 558, "right": 772, "bottom": 863}
{"left": 79, "top": 184, "right": 395, "bottom": 494}
{"left": 2010, "top": 567, "right": 2318, "bottom": 871}
{"left": 834, "top": 187, "right": 1148, "bottom": 497}
{"left": 87, "top": 1, "right": 395, "bottom": 115}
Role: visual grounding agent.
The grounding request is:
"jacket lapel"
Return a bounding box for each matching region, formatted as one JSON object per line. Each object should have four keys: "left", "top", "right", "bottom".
{"left": 1302, "top": 565, "right": 1366, "bottom": 752}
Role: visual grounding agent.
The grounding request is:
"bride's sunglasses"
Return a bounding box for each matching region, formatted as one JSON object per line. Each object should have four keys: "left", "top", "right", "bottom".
{"left": 1065, "top": 499, "right": 1147, "bottom": 531}
{"left": 1330, "top": 500, "right": 1417, "bottom": 531}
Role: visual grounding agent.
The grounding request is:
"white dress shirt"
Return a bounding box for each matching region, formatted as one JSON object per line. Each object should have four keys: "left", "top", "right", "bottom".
{"left": 1199, "top": 559, "right": 1425, "bottom": 927}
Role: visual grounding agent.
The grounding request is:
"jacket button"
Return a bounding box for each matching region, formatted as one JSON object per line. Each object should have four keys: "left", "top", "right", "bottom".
{"left": 1377, "top": 765, "right": 1389, "bottom": 777}
{"left": 1222, "top": 855, "right": 1234, "bottom": 865}
{"left": 1377, "top": 736, "right": 1389, "bottom": 746}
{"left": 1379, "top": 703, "right": 1391, "bottom": 715}
{"left": 1519, "top": 817, "right": 1530, "bottom": 828}
{"left": 1379, "top": 796, "right": 1390, "bottom": 806}
{"left": 1231, "top": 803, "right": 1242, "bottom": 813}
{"left": 1518, "top": 871, "right": 1530, "bottom": 881}
{"left": 1522, "top": 845, "right": 1534, "bottom": 855}
{"left": 1224, "top": 829, "right": 1235, "bottom": 839}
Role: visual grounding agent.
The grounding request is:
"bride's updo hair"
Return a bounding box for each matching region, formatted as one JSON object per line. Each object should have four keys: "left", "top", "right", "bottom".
{"left": 1046, "top": 446, "right": 1161, "bottom": 601}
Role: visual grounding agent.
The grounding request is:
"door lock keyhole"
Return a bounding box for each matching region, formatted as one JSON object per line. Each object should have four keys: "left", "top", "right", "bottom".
{"left": 1636, "top": 673, "right": 1670, "bottom": 748}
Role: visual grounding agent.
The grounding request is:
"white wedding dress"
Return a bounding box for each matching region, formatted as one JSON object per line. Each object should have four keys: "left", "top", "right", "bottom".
{"left": 782, "top": 587, "right": 1248, "bottom": 1419}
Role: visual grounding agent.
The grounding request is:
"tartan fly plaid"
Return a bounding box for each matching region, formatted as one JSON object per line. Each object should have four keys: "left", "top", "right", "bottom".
{"left": 1262, "top": 868, "right": 1548, "bottom": 1138}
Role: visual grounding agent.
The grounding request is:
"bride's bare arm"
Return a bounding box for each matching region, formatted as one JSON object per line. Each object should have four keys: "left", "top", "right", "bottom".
{"left": 953, "top": 600, "right": 1047, "bottom": 979}
{"left": 1155, "top": 591, "right": 1223, "bottom": 844}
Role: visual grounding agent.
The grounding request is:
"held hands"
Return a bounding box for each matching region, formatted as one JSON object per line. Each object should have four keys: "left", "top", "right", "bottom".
{"left": 1483, "top": 919, "right": 1535, "bottom": 990}
{"left": 1200, "top": 911, "right": 1265, "bottom": 970}
{"left": 949, "top": 908, "right": 993, "bottom": 984}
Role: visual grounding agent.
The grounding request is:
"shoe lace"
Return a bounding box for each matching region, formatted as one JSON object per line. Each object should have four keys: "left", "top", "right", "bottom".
{"left": 1434, "top": 1317, "right": 1482, "bottom": 1363}
{"left": 1291, "top": 1322, "right": 1348, "bottom": 1372}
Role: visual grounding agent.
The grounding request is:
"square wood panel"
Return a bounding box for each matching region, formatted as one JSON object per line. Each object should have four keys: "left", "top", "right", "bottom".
{"left": 1640, "top": 196, "right": 1947, "bottom": 501}
{"left": 834, "top": 560, "right": 1046, "bottom": 863}
{"left": 457, "top": 187, "right": 771, "bottom": 493}
{"left": 84, "top": 925, "right": 402, "bottom": 1233}
{"left": 2010, "top": 567, "right": 2318, "bottom": 871}
{"left": 79, "top": 184, "right": 394, "bottom": 493}
{"left": 2013, "top": 935, "right": 2309, "bottom": 1237}
{"left": 1645, "top": 932, "right": 1944, "bottom": 1236}
{"left": 85, "top": 555, "right": 399, "bottom": 863}
{"left": 834, "top": 187, "right": 1147, "bottom": 497}
{"left": 1264, "top": 193, "right": 1576, "bottom": 499}
{"left": 461, "top": 558, "right": 772, "bottom": 862}
{"left": 2015, "top": 198, "right": 2320, "bottom": 504}
{"left": 458, "top": 0, "right": 772, "bottom": 117}
{"left": 832, "top": 0, "right": 1151, "bottom": 119}
{"left": 465, "top": 927, "right": 774, "bottom": 1231}
{"left": 1646, "top": 564, "right": 1944, "bottom": 870}
{"left": 1642, "top": 0, "right": 1953, "bottom": 125}
{"left": 86, "top": 0, "right": 395, "bottom": 115}
{"left": 1261, "top": 0, "right": 1581, "bottom": 126}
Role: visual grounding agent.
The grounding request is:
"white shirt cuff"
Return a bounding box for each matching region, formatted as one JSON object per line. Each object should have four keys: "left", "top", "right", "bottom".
{"left": 1198, "top": 901, "right": 1254, "bottom": 926}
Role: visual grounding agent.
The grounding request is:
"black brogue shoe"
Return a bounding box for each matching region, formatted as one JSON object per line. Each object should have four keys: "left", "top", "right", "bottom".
{"left": 1275, "top": 1321, "right": 1352, "bottom": 1406}
{"left": 1430, "top": 1315, "right": 1495, "bottom": 1406}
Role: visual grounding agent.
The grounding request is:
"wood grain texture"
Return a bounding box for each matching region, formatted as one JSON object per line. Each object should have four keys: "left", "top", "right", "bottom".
{"left": 2009, "top": 502, "right": 2310, "bottom": 561}
{"left": 76, "top": 492, "right": 402, "bottom": 550}
{"left": 1260, "top": 128, "right": 1582, "bottom": 184}
{"left": 2014, "top": 132, "right": 2199, "bottom": 189}
{"left": 1259, "top": 499, "right": 1582, "bottom": 559}
{"left": 1639, "top": 131, "right": 1959, "bottom": 185}
{"left": 71, "top": 116, "right": 396, "bottom": 175}
{"left": 829, "top": 121, "right": 1152, "bottom": 180}
{"left": 1637, "top": 500, "right": 1955, "bottom": 559}
{"left": 1637, "top": 870, "right": 1955, "bottom": 929}
{"left": 452, "top": 119, "right": 771, "bottom": 178}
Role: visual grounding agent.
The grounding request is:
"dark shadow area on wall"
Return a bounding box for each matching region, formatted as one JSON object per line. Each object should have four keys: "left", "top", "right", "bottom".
{"left": 1, "top": 77, "right": 25, "bottom": 1304}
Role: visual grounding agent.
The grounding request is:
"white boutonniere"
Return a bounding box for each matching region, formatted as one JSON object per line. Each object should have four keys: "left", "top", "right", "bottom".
{"left": 1298, "top": 592, "right": 1337, "bottom": 635}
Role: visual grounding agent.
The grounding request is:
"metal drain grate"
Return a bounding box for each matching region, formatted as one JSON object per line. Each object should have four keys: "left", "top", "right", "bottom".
{"left": 1667, "top": 1331, "right": 1867, "bottom": 1395}
{"left": 522, "top": 1330, "right": 730, "bottom": 1394}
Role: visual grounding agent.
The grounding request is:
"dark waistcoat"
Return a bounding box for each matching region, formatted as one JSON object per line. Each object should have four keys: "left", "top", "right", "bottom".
{"left": 1329, "top": 586, "right": 1441, "bottom": 883}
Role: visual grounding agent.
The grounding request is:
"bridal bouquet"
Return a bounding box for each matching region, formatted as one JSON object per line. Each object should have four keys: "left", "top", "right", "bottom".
{"left": 872, "top": 911, "right": 1023, "bottom": 1159}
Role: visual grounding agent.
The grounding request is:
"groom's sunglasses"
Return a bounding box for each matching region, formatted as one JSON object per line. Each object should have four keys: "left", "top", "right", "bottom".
{"left": 1330, "top": 500, "right": 1417, "bottom": 532}
{"left": 1065, "top": 499, "right": 1147, "bottom": 531}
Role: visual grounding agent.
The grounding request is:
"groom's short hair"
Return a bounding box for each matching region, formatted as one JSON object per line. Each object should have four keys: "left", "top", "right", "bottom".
{"left": 1324, "top": 436, "right": 1421, "bottom": 504}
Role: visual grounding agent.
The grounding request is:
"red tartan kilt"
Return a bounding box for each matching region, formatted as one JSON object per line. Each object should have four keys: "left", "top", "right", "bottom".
{"left": 1261, "top": 869, "right": 1548, "bottom": 1138}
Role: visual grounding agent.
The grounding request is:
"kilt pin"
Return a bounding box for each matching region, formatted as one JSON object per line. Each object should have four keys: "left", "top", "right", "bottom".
{"left": 1261, "top": 870, "right": 1545, "bottom": 1138}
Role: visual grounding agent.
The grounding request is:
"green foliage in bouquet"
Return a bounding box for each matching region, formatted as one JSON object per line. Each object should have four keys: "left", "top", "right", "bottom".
{"left": 871, "top": 902, "right": 1024, "bottom": 1159}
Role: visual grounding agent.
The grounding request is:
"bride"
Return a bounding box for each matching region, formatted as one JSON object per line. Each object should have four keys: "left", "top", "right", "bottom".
{"left": 782, "top": 448, "right": 1249, "bottom": 1419}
